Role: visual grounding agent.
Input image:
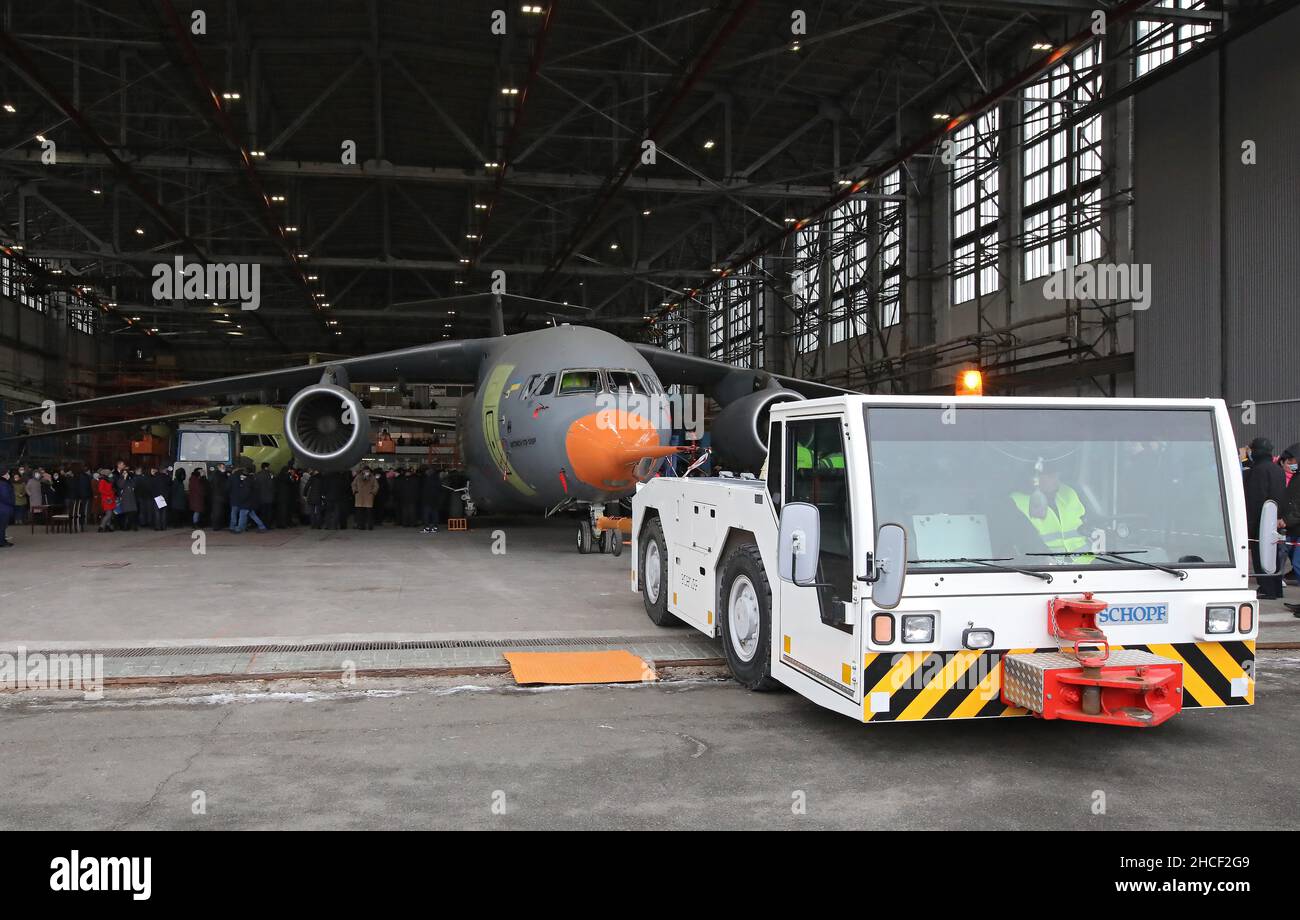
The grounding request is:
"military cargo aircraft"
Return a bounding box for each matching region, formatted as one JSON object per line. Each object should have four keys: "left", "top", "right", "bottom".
{"left": 8, "top": 296, "right": 849, "bottom": 551}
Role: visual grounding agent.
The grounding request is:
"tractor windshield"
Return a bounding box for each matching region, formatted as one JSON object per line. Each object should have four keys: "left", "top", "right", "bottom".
{"left": 864, "top": 405, "right": 1234, "bottom": 572}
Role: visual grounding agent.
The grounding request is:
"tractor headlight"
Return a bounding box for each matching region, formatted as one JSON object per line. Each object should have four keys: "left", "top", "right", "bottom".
{"left": 1205, "top": 605, "right": 1235, "bottom": 634}
{"left": 901, "top": 614, "right": 935, "bottom": 644}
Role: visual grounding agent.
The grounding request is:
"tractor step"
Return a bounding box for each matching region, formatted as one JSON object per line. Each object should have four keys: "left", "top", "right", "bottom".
{"left": 1001, "top": 649, "right": 1183, "bottom": 727}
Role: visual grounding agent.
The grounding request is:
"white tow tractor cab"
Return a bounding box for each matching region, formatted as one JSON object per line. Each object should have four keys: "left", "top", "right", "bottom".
{"left": 631, "top": 395, "right": 1259, "bottom": 727}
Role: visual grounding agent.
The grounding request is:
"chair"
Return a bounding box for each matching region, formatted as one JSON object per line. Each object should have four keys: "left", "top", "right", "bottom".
{"left": 29, "top": 504, "right": 48, "bottom": 534}
{"left": 47, "top": 503, "right": 72, "bottom": 534}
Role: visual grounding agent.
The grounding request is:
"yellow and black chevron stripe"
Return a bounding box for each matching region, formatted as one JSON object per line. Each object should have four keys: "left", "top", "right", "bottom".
{"left": 861, "top": 640, "right": 1255, "bottom": 722}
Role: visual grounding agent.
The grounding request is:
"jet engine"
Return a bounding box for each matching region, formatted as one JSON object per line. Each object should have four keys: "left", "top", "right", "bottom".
{"left": 284, "top": 383, "right": 371, "bottom": 470}
{"left": 710, "top": 387, "right": 804, "bottom": 471}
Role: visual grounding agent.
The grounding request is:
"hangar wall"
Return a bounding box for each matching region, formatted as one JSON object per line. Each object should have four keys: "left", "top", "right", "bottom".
{"left": 1134, "top": 2, "right": 1300, "bottom": 445}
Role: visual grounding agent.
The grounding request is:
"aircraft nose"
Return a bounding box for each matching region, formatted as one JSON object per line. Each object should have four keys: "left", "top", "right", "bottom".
{"left": 564, "top": 411, "right": 676, "bottom": 490}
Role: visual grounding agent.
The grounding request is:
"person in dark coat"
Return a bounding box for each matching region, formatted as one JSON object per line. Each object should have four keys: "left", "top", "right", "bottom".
{"left": 209, "top": 463, "right": 229, "bottom": 530}
{"left": 187, "top": 469, "right": 208, "bottom": 527}
{"left": 306, "top": 470, "right": 324, "bottom": 529}
{"left": 398, "top": 468, "right": 419, "bottom": 527}
{"left": 0, "top": 469, "right": 15, "bottom": 548}
{"left": 1279, "top": 444, "right": 1300, "bottom": 613}
{"left": 228, "top": 468, "right": 267, "bottom": 533}
{"left": 117, "top": 470, "right": 139, "bottom": 530}
{"left": 322, "top": 471, "right": 347, "bottom": 530}
{"left": 274, "top": 467, "right": 297, "bottom": 529}
{"left": 375, "top": 471, "right": 390, "bottom": 526}
{"left": 420, "top": 467, "right": 442, "bottom": 533}
{"left": 1244, "top": 437, "right": 1287, "bottom": 600}
{"left": 134, "top": 467, "right": 154, "bottom": 529}
{"left": 254, "top": 463, "right": 275, "bottom": 528}
{"left": 169, "top": 469, "right": 188, "bottom": 526}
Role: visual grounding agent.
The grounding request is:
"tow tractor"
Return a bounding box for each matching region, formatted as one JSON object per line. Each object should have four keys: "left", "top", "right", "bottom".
{"left": 631, "top": 395, "right": 1262, "bottom": 727}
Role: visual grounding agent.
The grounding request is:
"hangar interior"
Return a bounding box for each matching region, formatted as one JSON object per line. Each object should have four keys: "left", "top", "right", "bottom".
{"left": 1, "top": 0, "right": 1295, "bottom": 448}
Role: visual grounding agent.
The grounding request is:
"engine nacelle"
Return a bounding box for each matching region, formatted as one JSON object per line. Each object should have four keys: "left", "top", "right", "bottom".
{"left": 284, "top": 383, "right": 370, "bottom": 470}
{"left": 710, "top": 387, "right": 804, "bottom": 471}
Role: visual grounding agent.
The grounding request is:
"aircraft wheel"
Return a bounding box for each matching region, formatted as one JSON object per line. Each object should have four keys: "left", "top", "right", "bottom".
{"left": 718, "top": 543, "right": 779, "bottom": 691}
{"left": 576, "top": 519, "right": 594, "bottom": 554}
{"left": 639, "top": 516, "right": 678, "bottom": 626}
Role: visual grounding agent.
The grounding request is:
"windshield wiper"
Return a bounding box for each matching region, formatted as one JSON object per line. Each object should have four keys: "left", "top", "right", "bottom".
{"left": 1026, "top": 549, "right": 1188, "bottom": 580}
{"left": 910, "top": 557, "right": 1054, "bottom": 583}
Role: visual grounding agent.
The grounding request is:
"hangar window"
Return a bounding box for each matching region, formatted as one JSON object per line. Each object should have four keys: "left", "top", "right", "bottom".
{"left": 1136, "top": 1, "right": 1213, "bottom": 77}
{"left": 950, "top": 107, "right": 1000, "bottom": 305}
{"left": 877, "top": 169, "right": 904, "bottom": 328}
{"left": 1022, "top": 42, "right": 1103, "bottom": 282}
{"left": 791, "top": 223, "right": 822, "bottom": 355}
{"left": 558, "top": 369, "right": 603, "bottom": 394}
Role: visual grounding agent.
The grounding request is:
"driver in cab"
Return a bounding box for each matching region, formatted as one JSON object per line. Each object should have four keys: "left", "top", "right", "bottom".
{"left": 1010, "top": 460, "right": 1093, "bottom": 561}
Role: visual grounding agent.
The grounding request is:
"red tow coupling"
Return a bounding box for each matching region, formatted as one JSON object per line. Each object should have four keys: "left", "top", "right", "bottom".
{"left": 1000, "top": 593, "right": 1184, "bottom": 727}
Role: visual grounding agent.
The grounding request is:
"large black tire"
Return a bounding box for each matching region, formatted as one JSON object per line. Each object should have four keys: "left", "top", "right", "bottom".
{"left": 576, "top": 519, "right": 594, "bottom": 554}
{"left": 639, "top": 516, "right": 678, "bottom": 626}
{"left": 717, "top": 543, "right": 779, "bottom": 691}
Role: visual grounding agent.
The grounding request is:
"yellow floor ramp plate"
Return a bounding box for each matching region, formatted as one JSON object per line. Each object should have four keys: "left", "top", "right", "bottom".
{"left": 503, "top": 650, "right": 656, "bottom": 686}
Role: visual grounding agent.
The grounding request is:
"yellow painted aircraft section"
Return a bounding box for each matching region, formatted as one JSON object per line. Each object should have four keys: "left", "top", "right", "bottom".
{"left": 221, "top": 404, "right": 294, "bottom": 470}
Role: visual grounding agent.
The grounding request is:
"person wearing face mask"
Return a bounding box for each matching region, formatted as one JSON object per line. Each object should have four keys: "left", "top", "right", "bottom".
{"left": 352, "top": 466, "right": 378, "bottom": 530}
{"left": 1244, "top": 437, "right": 1286, "bottom": 601}
{"left": 228, "top": 467, "right": 268, "bottom": 534}
{"left": 1279, "top": 445, "right": 1300, "bottom": 608}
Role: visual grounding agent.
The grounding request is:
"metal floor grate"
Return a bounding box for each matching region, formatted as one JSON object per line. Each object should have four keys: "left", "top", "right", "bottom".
{"left": 30, "top": 635, "right": 691, "bottom": 659}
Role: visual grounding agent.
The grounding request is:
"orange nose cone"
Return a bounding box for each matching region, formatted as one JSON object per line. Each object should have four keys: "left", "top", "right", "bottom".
{"left": 565, "top": 412, "right": 677, "bottom": 490}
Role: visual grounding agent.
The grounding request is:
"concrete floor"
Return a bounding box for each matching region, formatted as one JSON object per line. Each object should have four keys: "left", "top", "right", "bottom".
{"left": 0, "top": 518, "right": 640, "bottom": 646}
{"left": 0, "top": 652, "right": 1296, "bottom": 830}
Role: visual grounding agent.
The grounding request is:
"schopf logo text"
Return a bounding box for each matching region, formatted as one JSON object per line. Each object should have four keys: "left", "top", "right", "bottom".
{"left": 0, "top": 647, "right": 104, "bottom": 699}
{"left": 1097, "top": 604, "right": 1169, "bottom": 625}
{"left": 50, "top": 851, "right": 151, "bottom": 901}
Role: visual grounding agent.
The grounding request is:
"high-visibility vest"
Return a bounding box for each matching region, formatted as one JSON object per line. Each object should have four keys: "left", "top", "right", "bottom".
{"left": 795, "top": 444, "right": 844, "bottom": 470}
{"left": 1011, "top": 484, "right": 1089, "bottom": 556}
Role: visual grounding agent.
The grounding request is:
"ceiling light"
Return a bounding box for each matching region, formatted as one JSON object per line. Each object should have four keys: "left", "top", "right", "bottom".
{"left": 932, "top": 112, "right": 951, "bottom": 120}
{"left": 296, "top": 253, "right": 309, "bottom": 259}
{"left": 466, "top": 233, "right": 478, "bottom": 240}
{"left": 91, "top": 188, "right": 102, "bottom": 195}
{"left": 783, "top": 216, "right": 797, "bottom": 224}
{"left": 642, "top": 209, "right": 651, "bottom": 216}
{"left": 35, "top": 134, "right": 46, "bottom": 143}
{"left": 459, "top": 258, "right": 471, "bottom": 264}
{"left": 609, "top": 243, "right": 619, "bottom": 250}
{"left": 250, "top": 150, "right": 266, "bottom": 157}
{"left": 228, "top": 330, "right": 244, "bottom": 336}
{"left": 484, "top": 161, "right": 500, "bottom": 169}
{"left": 453, "top": 279, "right": 464, "bottom": 285}
{"left": 789, "top": 41, "right": 801, "bottom": 52}
{"left": 135, "top": 227, "right": 145, "bottom": 235}
{"left": 222, "top": 92, "right": 241, "bottom": 100}
{"left": 284, "top": 226, "right": 298, "bottom": 233}
{"left": 702, "top": 139, "right": 715, "bottom": 150}
{"left": 521, "top": 4, "right": 544, "bottom": 13}
{"left": 838, "top": 179, "right": 851, "bottom": 186}
{"left": 474, "top": 202, "right": 487, "bottom": 210}
{"left": 131, "top": 315, "right": 141, "bottom": 321}
{"left": 447, "top": 310, "right": 456, "bottom": 315}
{"left": 306, "top": 274, "right": 318, "bottom": 280}
{"left": 501, "top": 87, "right": 519, "bottom": 96}
{"left": 2, "top": 104, "right": 14, "bottom": 114}
{"left": 1032, "top": 42, "right": 1053, "bottom": 51}
{"left": 271, "top": 194, "right": 286, "bottom": 203}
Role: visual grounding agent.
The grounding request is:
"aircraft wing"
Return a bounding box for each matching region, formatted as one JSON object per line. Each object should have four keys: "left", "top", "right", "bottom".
{"left": 632, "top": 344, "right": 856, "bottom": 405}
{"left": 9, "top": 339, "right": 490, "bottom": 419}
{"left": 0, "top": 408, "right": 220, "bottom": 443}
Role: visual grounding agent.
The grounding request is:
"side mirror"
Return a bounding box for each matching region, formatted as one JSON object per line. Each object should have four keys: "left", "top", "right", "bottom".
{"left": 871, "top": 523, "right": 908, "bottom": 610}
{"left": 778, "top": 501, "right": 821, "bottom": 585}
{"left": 1259, "top": 499, "right": 1280, "bottom": 575}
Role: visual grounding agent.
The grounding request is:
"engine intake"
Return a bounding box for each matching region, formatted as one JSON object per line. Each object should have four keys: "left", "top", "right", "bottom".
{"left": 710, "top": 387, "right": 804, "bottom": 471}
{"left": 284, "top": 383, "right": 370, "bottom": 470}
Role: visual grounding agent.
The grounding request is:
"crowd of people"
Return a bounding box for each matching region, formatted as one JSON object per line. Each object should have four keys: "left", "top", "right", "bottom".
{"left": 0, "top": 461, "right": 463, "bottom": 548}
{"left": 1241, "top": 437, "right": 1300, "bottom": 611}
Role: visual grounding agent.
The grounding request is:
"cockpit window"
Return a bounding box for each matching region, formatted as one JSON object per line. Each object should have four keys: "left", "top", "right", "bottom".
{"left": 607, "top": 370, "right": 647, "bottom": 394}
{"left": 558, "top": 369, "right": 603, "bottom": 394}
{"left": 525, "top": 374, "right": 556, "bottom": 398}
